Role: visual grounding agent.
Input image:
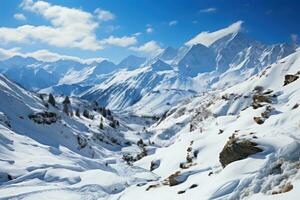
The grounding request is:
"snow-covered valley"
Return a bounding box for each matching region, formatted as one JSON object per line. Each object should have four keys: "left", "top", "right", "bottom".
{"left": 1, "top": 20, "right": 300, "bottom": 200}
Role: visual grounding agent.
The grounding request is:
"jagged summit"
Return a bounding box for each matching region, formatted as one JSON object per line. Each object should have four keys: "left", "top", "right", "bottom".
{"left": 178, "top": 43, "right": 216, "bottom": 76}
{"left": 118, "top": 55, "right": 146, "bottom": 70}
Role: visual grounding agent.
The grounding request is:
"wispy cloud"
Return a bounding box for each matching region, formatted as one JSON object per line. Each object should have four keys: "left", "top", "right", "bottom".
{"left": 199, "top": 7, "right": 217, "bottom": 13}
{"left": 0, "top": 47, "right": 107, "bottom": 63}
{"left": 169, "top": 20, "right": 178, "bottom": 27}
{"left": 14, "top": 13, "right": 26, "bottom": 21}
{"left": 0, "top": 47, "right": 21, "bottom": 60}
{"left": 130, "top": 40, "right": 162, "bottom": 55}
{"left": 146, "top": 27, "right": 153, "bottom": 33}
{"left": 99, "top": 36, "right": 137, "bottom": 47}
{"left": 133, "top": 32, "right": 142, "bottom": 37}
{"left": 94, "top": 8, "right": 115, "bottom": 21}
{"left": 186, "top": 20, "right": 243, "bottom": 47}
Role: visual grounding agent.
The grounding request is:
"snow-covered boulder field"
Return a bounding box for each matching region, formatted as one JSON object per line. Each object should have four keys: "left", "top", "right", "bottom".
{"left": 0, "top": 74, "right": 158, "bottom": 199}
{"left": 114, "top": 50, "right": 300, "bottom": 199}
{"left": 1, "top": 48, "right": 300, "bottom": 199}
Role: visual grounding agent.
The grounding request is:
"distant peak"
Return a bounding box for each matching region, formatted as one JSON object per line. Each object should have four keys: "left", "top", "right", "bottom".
{"left": 4, "top": 55, "right": 39, "bottom": 64}
{"left": 151, "top": 59, "right": 172, "bottom": 71}
{"left": 185, "top": 21, "right": 243, "bottom": 47}
{"left": 118, "top": 55, "right": 146, "bottom": 69}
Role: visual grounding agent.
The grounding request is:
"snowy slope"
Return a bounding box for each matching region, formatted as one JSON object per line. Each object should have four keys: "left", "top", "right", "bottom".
{"left": 114, "top": 49, "right": 300, "bottom": 200}
{"left": 0, "top": 74, "right": 159, "bottom": 199}
{"left": 80, "top": 60, "right": 204, "bottom": 116}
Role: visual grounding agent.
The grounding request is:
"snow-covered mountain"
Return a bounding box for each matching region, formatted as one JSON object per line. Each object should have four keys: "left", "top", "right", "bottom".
{"left": 116, "top": 48, "right": 300, "bottom": 200}
{"left": 0, "top": 57, "right": 116, "bottom": 91}
{"left": 118, "top": 55, "right": 146, "bottom": 70}
{"left": 74, "top": 29, "right": 294, "bottom": 115}
{"left": 1, "top": 47, "right": 300, "bottom": 199}
{"left": 0, "top": 23, "right": 296, "bottom": 117}
{"left": 0, "top": 73, "right": 159, "bottom": 199}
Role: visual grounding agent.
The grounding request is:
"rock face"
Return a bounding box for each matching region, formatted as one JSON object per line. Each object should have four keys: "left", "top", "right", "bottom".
{"left": 219, "top": 138, "right": 263, "bottom": 167}
{"left": 284, "top": 74, "right": 299, "bottom": 86}
{"left": 252, "top": 94, "right": 272, "bottom": 109}
{"left": 28, "top": 112, "right": 58, "bottom": 125}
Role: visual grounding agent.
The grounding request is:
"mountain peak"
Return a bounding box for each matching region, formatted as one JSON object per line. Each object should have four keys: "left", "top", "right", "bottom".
{"left": 4, "top": 55, "right": 39, "bottom": 65}
{"left": 118, "top": 55, "right": 146, "bottom": 70}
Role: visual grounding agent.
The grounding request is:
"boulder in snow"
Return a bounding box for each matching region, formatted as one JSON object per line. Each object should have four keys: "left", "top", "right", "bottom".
{"left": 284, "top": 74, "right": 299, "bottom": 86}
{"left": 219, "top": 138, "right": 263, "bottom": 167}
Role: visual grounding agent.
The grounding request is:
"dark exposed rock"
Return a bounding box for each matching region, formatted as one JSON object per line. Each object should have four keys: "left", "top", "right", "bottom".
{"left": 177, "top": 190, "right": 185, "bottom": 194}
{"left": 270, "top": 162, "right": 283, "bottom": 175}
{"left": 150, "top": 160, "right": 160, "bottom": 171}
{"left": 219, "top": 138, "right": 263, "bottom": 167}
{"left": 284, "top": 74, "right": 299, "bottom": 86}
{"left": 252, "top": 94, "right": 272, "bottom": 109}
{"left": 164, "top": 171, "right": 182, "bottom": 186}
{"left": 253, "top": 86, "right": 264, "bottom": 93}
{"left": 292, "top": 103, "right": 299, "bottom": 110}
{"left": 254, "top": 116, "right": 264, "bottom": 125}
{"left": 189, "top": 184, "right": 198, "bottom": 189}
{"left": 77, "top": 135, "right": 87, "bottom": 149}
{"left": 261, "top": 106, "right": 274, "bottom": 118}
{"left": 28, "top": 112, "right": 58, "bottom": 125}
{"left": 272, "top": 182, "right": 293, "bottom": 195}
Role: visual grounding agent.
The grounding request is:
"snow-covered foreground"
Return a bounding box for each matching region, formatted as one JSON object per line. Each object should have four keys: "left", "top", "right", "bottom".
{"left": 113, "top": 50, "right": 300, "bottom": 199}
{"left": 1, "top": 51, "right": 300, "bottom": 199}
{"left": 0, "top": 74, "right": 158, "bottom": 199}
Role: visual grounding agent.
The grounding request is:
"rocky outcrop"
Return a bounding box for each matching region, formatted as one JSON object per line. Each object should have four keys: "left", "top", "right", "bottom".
{"left": 252, "top": 94, "right": 272, "bottom": 109}
{"left": 219, "top": 138, "right": 263, "bottom": 167}
{"left": 150, "top": 160, "right": 160, "bottom": 171}
{"left": 28, "top": 112, "right": 59, "bottom": 125}
{"left": 284, "top": 74, "right": 299, "bottom": 86}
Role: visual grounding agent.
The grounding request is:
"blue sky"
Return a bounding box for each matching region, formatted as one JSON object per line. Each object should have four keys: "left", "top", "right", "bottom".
{"left": 0, "top": 0, "right": 299, "bottom": 63}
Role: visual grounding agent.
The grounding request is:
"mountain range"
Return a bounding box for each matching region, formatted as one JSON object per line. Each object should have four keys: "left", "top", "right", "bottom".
{"left": 1, "top": 22, "right": 300, "bottom": 199}
{"left": 2, "top": 28, "right": 293, "bottom": 116}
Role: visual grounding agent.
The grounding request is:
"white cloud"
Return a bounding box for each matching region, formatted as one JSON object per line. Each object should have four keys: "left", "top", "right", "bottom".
{"left": 130, "top": 40, "right": 162, "bottom": 55}
{"left": 185, "top": 20, "right": 243, "bottom": 47}
{"left": 0, "top": 47, "right": 21, "bottom": 60}
{"left": 146, "top": 27, "right": 153, "bottom": 33}
{"left": 0, "top": 47, "right": 106, "bottom": 64}
{"left": 0, "top": 0, "right": 135, "bottom": 51}
{"left": 3, "top": 0, "right": 102, "bottom": 50}
{"left": 169, "top": 20, "right": 178, "bottom": 27}
{"left": 199, "top": 7, "right": 217, "bottom": 13}
{"left": 133, "top": 32, "right": 142, "bottom": 37}
{"left": 99, "top": 36, "right": 137, "bottom": 47}
{"left": 14, "top": 13, "right": 26, "bottom": 21}
{"left": 94, "top": 8, "right": 115, "bottom": 21}
{"left": 25, "top": 49, "right": 106, "bottom": 63}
